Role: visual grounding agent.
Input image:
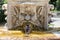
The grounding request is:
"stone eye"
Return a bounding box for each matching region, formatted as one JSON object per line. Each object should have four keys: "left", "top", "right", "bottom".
{"left": 21, "top": 13, "right": 26, "bottom": 16}
{"left": 30, "top": 14, "right": 34, "bottom": 17}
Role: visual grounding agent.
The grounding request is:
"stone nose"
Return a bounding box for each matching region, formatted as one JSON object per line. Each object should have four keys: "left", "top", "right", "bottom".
{"left": 25, "top": 15, "right": 30, "bottom": 20}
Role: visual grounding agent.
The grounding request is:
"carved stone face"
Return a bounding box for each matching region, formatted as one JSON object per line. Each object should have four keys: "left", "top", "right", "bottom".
{"left": 19, "top": 4, "right": 37, "bottom": 21}
{"left": 11, "top": 4, "right": 43, "bottom": 28}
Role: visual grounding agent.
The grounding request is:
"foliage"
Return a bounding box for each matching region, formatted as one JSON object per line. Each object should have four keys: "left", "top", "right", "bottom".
{"left": 49, "top": 0, "right": 57, "bottom": 10}
{"left": 49, "top": 0, "right": 60, "bottom": 11}
{"left": 4, "top": 0, "right": 7, "bottom": 4}
{"left": 0, "top": 0, "right": 6, "bottom": 23}
{"left": 57, "top": 0, "right": 60, "bottom": 11}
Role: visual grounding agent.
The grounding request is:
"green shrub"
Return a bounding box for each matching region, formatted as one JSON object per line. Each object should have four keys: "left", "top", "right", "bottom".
{"left": 0, "top": 0, "right": 7, "bottom": 23}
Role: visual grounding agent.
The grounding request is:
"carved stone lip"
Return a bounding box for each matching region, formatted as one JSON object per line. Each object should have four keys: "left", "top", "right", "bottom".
{"left": 21, "top": 21, "right": 39, "bottom": 27}
{"left": 21, "top": 21, "right": 33, "bottom": 25}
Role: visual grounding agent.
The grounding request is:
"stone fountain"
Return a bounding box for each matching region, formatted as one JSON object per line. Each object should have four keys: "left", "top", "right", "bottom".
{"left": 1, "top": 0, "right": 60, "bottom": 40}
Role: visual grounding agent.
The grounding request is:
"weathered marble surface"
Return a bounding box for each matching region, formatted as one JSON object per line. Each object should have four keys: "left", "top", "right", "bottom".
{"left": 0, "top": 37, "right": 60, "bottom": 40}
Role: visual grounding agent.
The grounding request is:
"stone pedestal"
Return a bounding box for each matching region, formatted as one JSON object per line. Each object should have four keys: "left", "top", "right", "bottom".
{"left": 5, "top": 0, "right": 50, "bottom": 30}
